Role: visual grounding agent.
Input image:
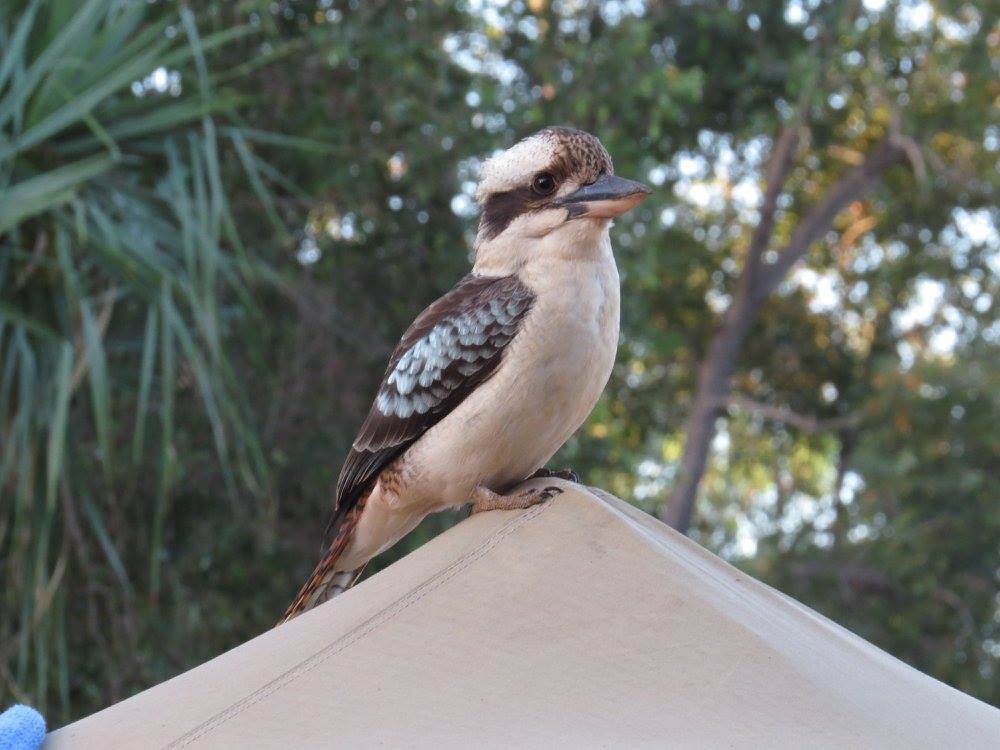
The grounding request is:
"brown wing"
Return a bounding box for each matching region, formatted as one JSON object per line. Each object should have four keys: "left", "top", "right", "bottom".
{"left": 324, "top": 273, "right": 535, "bottom": 542}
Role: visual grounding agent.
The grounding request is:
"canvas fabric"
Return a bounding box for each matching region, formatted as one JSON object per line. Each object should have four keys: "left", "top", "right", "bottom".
{"left": 49, "top": 481, "right": 1000, "bottom": 749}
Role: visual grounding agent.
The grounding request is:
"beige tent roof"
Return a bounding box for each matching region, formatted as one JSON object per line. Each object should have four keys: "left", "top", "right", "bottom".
{"left": 50, "top": 480, "right": 999, "bottom": 749}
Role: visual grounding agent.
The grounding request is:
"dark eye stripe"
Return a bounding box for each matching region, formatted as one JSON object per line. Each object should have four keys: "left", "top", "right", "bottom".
{"left": 480, "top": 185, "right": 536, "bottom": 240}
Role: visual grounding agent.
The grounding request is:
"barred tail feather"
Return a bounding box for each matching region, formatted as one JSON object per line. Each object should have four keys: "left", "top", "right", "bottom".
{"left": 278, "top": 498, "right": 367, "bottom": 624}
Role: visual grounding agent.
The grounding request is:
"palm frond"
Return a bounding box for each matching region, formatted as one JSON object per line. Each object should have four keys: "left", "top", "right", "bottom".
{"left": 0, "top": 0, "right": 281, "bottom": 719}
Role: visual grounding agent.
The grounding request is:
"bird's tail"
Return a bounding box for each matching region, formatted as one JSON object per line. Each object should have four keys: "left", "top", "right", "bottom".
{"left": 278, "top": 498, "right": 367, "bottom": 625}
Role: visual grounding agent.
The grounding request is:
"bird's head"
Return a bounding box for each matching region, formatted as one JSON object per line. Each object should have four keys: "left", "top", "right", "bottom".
{"left": 473, "top": 126, "right": 649, "bottom": 273}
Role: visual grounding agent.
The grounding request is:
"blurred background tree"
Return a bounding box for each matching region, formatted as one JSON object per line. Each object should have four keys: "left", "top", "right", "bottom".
{"left": 1, "top": 0, "right": 996, "bottom": 723}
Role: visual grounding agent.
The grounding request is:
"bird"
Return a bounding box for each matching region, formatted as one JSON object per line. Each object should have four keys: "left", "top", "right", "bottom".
{"left": 281, "top": 126, "right": 650, "bottom": 622}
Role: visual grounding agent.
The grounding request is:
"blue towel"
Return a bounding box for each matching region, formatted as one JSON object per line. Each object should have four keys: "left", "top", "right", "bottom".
{"left": 0, "top": 705, "right": 45, "bottom": 750}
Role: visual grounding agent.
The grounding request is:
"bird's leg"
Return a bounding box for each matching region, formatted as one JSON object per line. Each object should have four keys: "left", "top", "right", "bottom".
{"left": 469, "top": 484, "right": 563, "bottom": 514}
{"left": 528, "top": 466, "right": 579, "bottom": 483}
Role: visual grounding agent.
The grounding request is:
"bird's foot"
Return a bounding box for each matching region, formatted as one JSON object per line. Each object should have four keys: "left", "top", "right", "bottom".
{"left": 469, "top": 484, "right": 563, "bottom": 514}
{"left": 528, "top": 466, "right": 579, "bottom": 483}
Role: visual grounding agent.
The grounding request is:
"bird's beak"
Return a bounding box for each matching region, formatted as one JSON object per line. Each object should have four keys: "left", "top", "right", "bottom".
{"left": 556, "top": 173, "right": 651, "bottom": 219}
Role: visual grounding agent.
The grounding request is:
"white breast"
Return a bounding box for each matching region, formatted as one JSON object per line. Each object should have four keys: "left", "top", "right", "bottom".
{"left": 403, "top": 231, "right": 620, "bottom": 508}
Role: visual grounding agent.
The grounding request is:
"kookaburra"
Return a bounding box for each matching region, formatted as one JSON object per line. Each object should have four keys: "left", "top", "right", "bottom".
{"left": 282, "top": 127, "right": 649, "bottom": 622}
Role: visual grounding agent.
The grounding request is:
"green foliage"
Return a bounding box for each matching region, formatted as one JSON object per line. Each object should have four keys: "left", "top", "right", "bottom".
{"left": 0, "top": 0, "right": 276, "bottom": 719}
{"left": 749, "top": 345, "right": 1000, "bottom": 700}
{"left": 1, "top": 0, "right": 997, "bottom": 723}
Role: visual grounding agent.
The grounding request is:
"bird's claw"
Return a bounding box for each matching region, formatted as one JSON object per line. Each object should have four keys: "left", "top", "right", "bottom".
{"left": 536, "top": 485, "right": 564, "bottom": 501}
{"left": 469, "top": 484, "right": 563, "bottom": 514}
{"left": 529, "top": 466, "right": 579, "bottom": 483}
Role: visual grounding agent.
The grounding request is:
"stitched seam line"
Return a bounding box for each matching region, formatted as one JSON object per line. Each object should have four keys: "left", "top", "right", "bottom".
{"left": 165, "top": 502, "right": 551, "bottom": 749}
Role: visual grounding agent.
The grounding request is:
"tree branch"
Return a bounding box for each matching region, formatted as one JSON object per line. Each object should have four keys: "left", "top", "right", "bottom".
{"left": 746, "top": 112, "right": 804, "bottom": 270}
{"left": 726, "top": 395, "right": 861, "bottom": 433}
{"left": 754, "top": 136, "right": 906, "bottom": 300}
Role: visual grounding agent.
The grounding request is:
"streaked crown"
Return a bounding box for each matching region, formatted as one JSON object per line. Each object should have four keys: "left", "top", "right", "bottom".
{"left": 476, "top": 126, "right": 614, "bottom": 203}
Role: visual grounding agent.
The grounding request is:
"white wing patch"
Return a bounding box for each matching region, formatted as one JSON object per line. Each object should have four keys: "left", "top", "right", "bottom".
{"left": 375, "top": 299, "right": 528, "bottom": 420}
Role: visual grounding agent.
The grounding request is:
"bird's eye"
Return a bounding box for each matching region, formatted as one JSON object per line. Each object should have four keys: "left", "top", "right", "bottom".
{"left": 531, "top": 172, "right": 557, "bottom": 196}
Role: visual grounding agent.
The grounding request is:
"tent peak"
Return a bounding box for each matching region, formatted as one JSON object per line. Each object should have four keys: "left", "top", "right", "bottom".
{"left": 50, "top": 480, "right": 1000, "bottom": 749}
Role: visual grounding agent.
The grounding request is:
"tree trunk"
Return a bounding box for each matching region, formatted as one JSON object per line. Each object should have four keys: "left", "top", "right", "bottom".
{"left": 659, "top": 293, "right": 755, "bottom": 529}
{"left": 658, "top": 135, "right": 905, "bottom": 533}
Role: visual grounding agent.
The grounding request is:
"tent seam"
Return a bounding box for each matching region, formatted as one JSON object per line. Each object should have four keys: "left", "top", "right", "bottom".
{"left": 164, "top": 500, "right": 555, "bottom": 749}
